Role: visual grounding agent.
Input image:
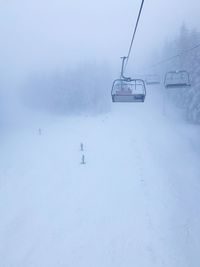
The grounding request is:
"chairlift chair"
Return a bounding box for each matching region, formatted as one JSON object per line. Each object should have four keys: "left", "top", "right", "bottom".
{"left": 111, "top": 56, "right": 146, "bottom": 103}
{"left": 111, "top": 78, "right": 146, "bottom": 103}
{"left": 145, "top": 74, "right": 160, "bottom": 85}
{"left": 164, "top": 70, "right": 191, "bottom": 89}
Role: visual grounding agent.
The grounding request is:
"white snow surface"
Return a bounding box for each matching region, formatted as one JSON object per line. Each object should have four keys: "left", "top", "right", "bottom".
{"left": 1, "top": 87, "right": 200, "bottom": 267}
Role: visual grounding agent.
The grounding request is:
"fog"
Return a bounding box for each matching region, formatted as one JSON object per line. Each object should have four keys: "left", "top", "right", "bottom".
{"left": 1, "top": 2, "right": 200, "bottom": 266}
{"left": 1, "top": 0, "right": 199, "bottom": 85}
{"left": 0, "top": 0, "right": 199, "bottom": 122}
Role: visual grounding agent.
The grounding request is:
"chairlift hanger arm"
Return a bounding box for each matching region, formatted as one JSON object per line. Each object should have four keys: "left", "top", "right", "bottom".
{"left": 120, "top": 57, "right": 131, "bottom": 80}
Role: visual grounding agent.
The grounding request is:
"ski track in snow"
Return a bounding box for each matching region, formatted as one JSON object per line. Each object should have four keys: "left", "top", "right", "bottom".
{"left": 0, "top": 87, "right": 200, "bottom": 266}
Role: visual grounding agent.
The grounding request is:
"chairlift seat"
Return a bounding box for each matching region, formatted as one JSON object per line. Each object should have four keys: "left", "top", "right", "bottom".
{"left": 165, "top": 83, "right": 190, "bottom": 88}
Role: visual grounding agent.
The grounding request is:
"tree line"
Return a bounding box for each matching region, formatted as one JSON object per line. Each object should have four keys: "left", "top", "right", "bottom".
{"left": 158, "top": 24, "right": 200, "bottom": 123}
{"left": 23, "top": 63, "right": 112, "bottom": 115}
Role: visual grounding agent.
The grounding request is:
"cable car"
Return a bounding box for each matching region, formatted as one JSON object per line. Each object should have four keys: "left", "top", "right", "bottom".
{"left": 145, "top": 74, "right": 160, "bottom": 85}
{"left": 164, "top": 70, "right": 191, "bottom": 89}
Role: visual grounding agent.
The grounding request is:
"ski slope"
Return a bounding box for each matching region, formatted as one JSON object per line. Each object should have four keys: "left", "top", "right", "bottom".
{"left": 1, "top": 87, "right": 200, "bottom": 267}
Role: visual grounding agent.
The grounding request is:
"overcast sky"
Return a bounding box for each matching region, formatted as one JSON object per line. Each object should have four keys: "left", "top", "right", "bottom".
{"left": 0, "top": 0, "right": 199, "bottom": 84}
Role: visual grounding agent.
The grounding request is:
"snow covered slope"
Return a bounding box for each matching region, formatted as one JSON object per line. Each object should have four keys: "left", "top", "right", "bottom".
{"left": 1, "top": 87, "right": 200, "bottom": 267}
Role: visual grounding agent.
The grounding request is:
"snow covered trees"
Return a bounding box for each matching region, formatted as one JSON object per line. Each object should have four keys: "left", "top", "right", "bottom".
{"left": 160, "top": 25, "right": 200, "bottom": 123}
{"left": 23, "top": 63, "right": 111, "bottom": 115}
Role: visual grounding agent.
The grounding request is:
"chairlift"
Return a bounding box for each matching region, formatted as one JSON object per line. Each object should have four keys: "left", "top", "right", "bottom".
{"left": 164, "top": 70, "right": 191, "bottom": 89}
{"left": 111, "top": 79, "right": 146, "bottom": 102}
{"left": 111, "top": 57, "right": 146, "bottom": 103}
{"left": 145, "top": 74, "right": 160, "bottom": 85}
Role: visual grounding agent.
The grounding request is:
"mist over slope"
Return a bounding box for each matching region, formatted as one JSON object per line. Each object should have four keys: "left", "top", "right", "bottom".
{"left": 1, "top": 86, "right": 200, "bottom": 266}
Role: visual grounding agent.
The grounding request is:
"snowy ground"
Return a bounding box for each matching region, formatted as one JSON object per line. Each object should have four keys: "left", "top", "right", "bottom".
{"left": 1, "top": 87, "right": 200, "bottom": 267}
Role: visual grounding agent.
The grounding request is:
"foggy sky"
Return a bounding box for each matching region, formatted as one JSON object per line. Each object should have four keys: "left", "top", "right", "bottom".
{"left": 0, "top": 0, "right": 199, "bottom": 85}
